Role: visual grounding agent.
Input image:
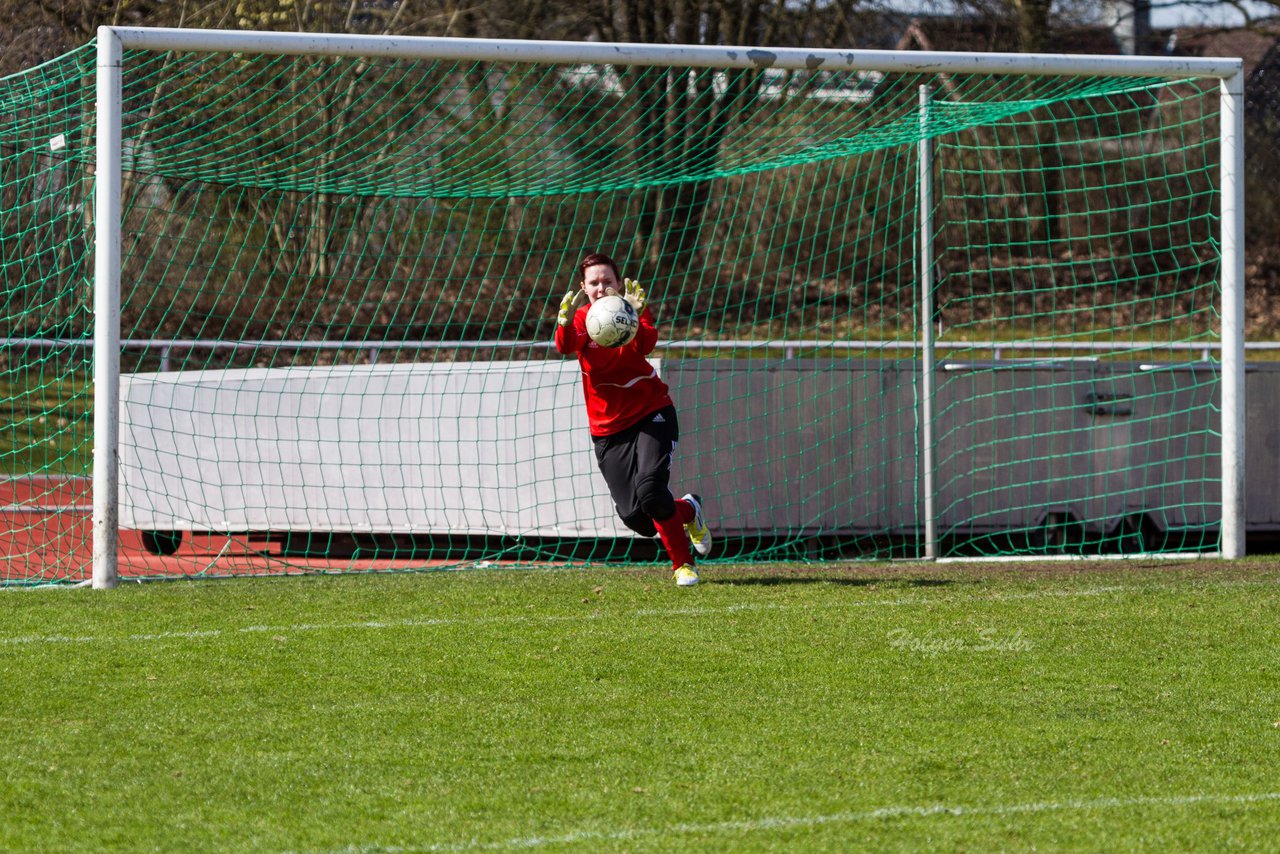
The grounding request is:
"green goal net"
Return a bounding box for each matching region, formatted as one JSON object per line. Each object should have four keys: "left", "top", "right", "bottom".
{"left": 0, "top": 33, "right": 1243, "bottom": 584}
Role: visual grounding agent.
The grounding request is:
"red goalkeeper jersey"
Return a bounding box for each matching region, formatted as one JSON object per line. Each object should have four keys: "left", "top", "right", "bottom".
{"left": 554, "top": 304, "right": 673, "bottom": 436}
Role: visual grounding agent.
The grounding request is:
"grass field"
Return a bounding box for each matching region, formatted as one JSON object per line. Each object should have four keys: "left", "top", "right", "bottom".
{"left": 4, "top": 559, "right": 1280, "bottom": 852}
{"left": 0, "top": 375, "right": 91, "bottom": 476}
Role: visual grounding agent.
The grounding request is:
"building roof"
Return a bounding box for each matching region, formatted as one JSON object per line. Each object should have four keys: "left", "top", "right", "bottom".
{"left": 1165, "top": 23, "right": 1280, "bottom": 77}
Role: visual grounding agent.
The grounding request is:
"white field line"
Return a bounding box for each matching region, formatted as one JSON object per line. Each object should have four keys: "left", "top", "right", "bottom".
{"left": 321, "top": 791, "right": 1280, "bottom": 853}
{"left": 0, "top": 584, "right": 1126, "bottom": 646}
{"left": 3, "top": 576, "right": 1278, "bottom": 647}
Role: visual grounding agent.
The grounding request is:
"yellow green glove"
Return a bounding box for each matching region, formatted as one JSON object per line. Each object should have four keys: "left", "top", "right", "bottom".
{"left": 557, "top": 288, "right": 585, "bottom": 326}
{"left": 623, "top": 278, "right": 646, "bottom": 313}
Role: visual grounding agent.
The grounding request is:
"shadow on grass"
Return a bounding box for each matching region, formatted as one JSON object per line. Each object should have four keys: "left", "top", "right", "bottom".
{"left": 711, "top": 574, "right": 961, "bottom": 588}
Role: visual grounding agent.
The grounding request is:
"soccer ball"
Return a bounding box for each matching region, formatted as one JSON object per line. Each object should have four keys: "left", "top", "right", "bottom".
{"left": 585, "top": 294, "right": 639, "bottom": 348}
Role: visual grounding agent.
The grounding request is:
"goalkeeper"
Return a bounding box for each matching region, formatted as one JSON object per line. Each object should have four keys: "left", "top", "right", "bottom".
{"left": 554, "top": 251, "right": 712, "bottom": 587}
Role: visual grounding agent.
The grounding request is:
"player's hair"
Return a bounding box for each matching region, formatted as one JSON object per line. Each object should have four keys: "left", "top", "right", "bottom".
{"left": 578, "top": 252, "right": 620, "bottom": 281}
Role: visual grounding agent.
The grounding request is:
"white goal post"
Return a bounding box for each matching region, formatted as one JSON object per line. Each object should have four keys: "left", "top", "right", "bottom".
{"left": 92, "top": 27, "right": 1246, "bottom": 588}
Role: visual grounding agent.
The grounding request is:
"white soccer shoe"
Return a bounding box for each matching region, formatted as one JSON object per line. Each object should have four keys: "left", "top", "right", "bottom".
{"left": 682, "top": 493, "right": 712, "bottom": 558}
{"left": 673, "top": 565, "right": 700, "bottom": 587}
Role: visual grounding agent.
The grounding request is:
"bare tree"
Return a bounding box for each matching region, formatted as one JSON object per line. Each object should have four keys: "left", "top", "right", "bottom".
{"left": 587, "top": 1, "right": 762, "bottom": 269}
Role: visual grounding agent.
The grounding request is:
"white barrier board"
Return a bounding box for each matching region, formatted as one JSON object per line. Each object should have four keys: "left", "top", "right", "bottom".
{"left": 119, "top": 360, "right": 644, "bottom": 537}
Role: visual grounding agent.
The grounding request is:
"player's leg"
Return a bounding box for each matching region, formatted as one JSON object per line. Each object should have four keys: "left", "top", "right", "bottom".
{"left": 593, "top": 429, "right": 656, "bottom": 537}
{"left": 631, "top": 408, "right": 711, "bottom": 559}
{"left": 632, "top": 407, "right": 699, "bottom": 585}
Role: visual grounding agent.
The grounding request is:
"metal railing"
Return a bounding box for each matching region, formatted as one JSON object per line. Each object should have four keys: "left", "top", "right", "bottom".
{"left": 5, "top": 336, "right": 1278, "bottom": 370}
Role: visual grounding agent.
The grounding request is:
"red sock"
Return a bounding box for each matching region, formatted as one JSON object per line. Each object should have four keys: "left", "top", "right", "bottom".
{"left": 653, "top": 508, "right": 694, "bottom": 570}
{"left": 672, "top": 497, "right": 694, "bottom": 525}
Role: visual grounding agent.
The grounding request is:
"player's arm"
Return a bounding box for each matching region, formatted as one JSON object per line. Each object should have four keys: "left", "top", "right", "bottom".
{"left": 625, "top": 278, "right": 659, "bottom": 355}
{"left": 553, "top": 288, "right": 587, "bottom": 354}
{"left": 632, "top": 306, "right": 659, "bottom": 355}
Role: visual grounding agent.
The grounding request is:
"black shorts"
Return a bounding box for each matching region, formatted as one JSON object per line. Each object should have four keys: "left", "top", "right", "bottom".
{"left": 592, "top": 404, "right": 679, "bottom": 535}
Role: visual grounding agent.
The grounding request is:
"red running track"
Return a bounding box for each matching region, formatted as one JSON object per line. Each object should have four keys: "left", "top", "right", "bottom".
{"left": 1, "top": 476, "right": 458, "bottom": 584}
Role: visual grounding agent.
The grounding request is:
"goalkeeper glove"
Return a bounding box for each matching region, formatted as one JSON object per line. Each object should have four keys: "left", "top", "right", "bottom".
{"left": 557, "top": 288, "right": 585, "bottom": 327}
{"left": 622, "top": 278, "right": 647, "bottom": 313}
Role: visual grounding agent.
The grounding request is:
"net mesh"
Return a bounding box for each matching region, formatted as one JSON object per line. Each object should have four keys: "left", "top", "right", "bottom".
{"left": 0, "top": 40, "right": 1227, "bottom": 583}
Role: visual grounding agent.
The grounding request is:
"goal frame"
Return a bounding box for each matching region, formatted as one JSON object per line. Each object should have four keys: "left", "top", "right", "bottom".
{"left": 91, "top": 26, "right": 1247, "bottom": 587}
